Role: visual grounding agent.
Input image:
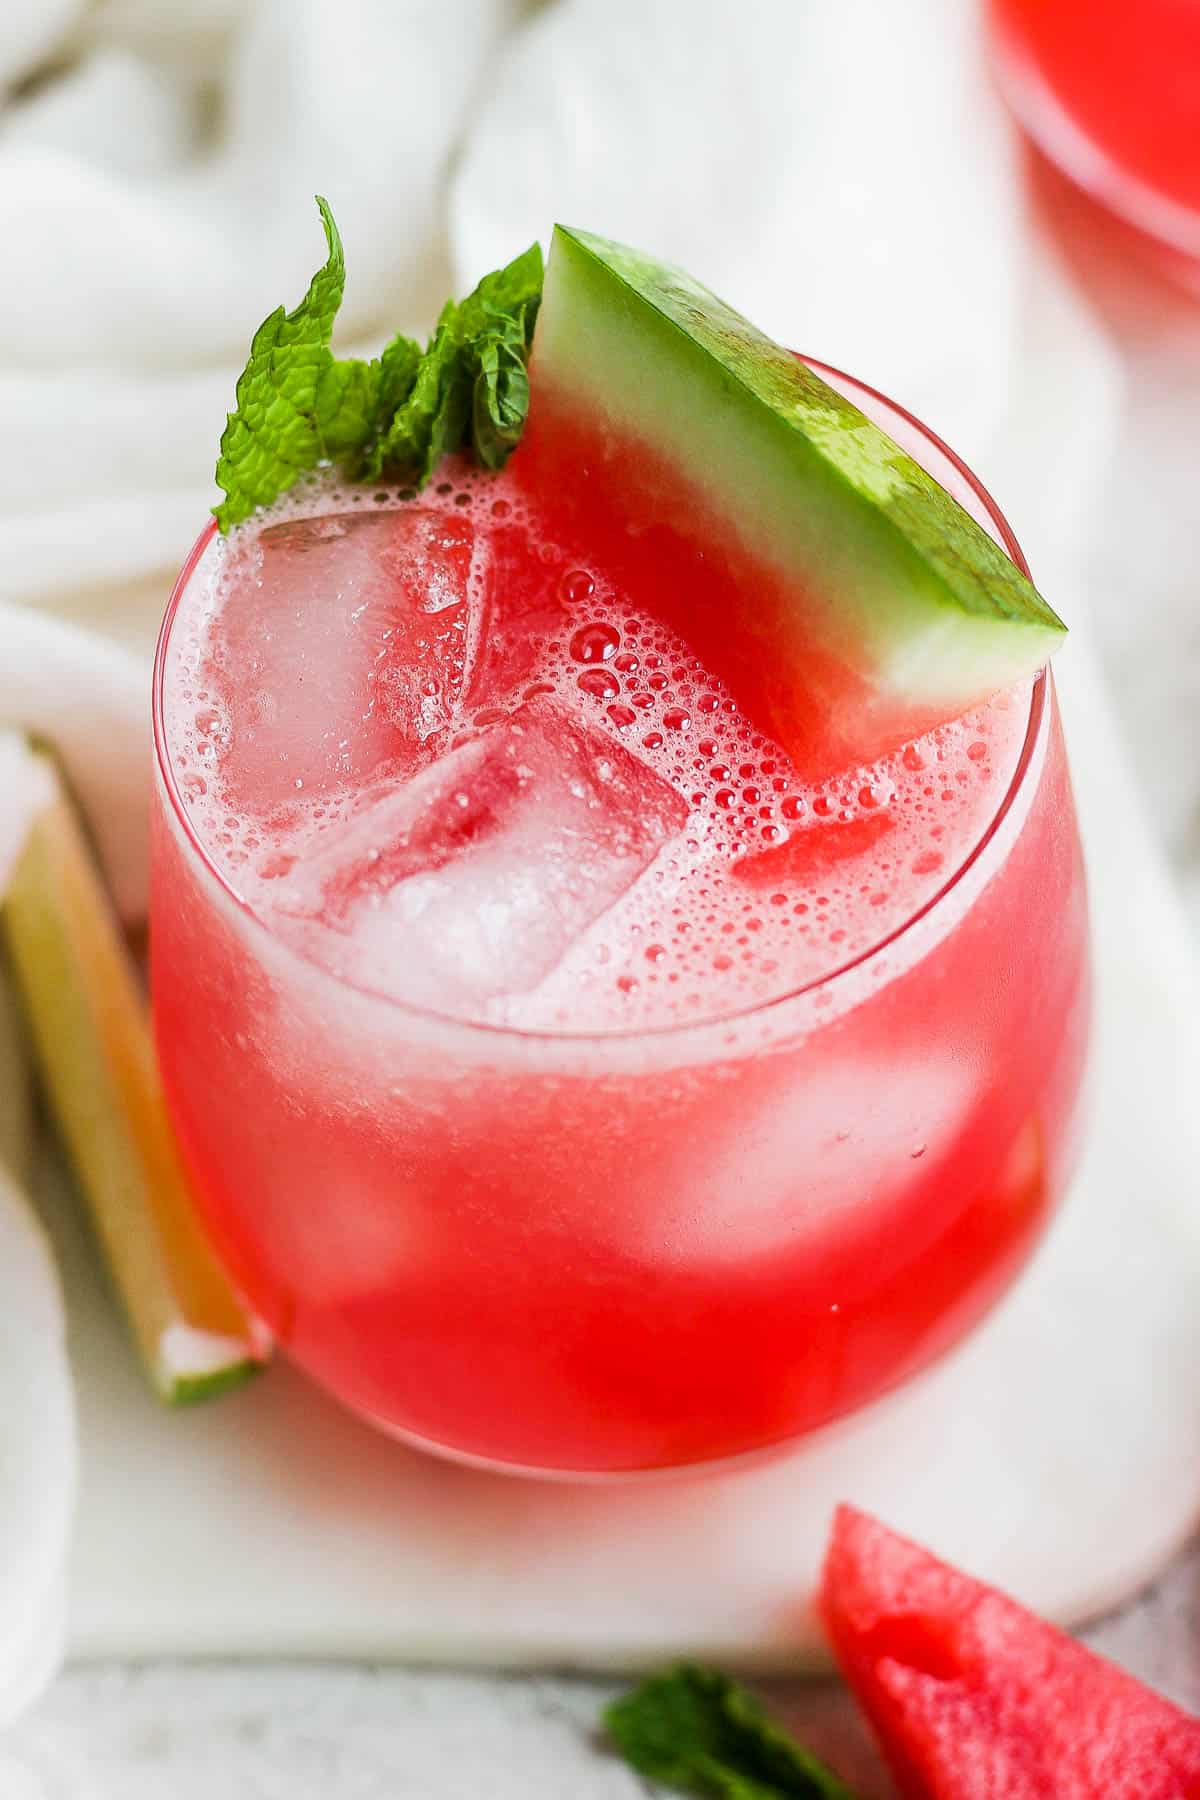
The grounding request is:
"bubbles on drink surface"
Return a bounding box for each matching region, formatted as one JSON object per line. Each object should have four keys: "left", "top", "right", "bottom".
{"left": 164, "top": 459, "right": 1030, "bottom": 1032}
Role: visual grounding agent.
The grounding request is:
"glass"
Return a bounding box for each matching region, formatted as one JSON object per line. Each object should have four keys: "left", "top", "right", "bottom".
{"left": 150, "top": 365, "right": 1091, "bottom": 1477}
{"left": 989, "top": 0, "right": 1200, "bottom": 287}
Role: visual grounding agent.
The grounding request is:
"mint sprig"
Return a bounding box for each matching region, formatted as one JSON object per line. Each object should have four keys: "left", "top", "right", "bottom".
{"left": 604, "top": 1666, "right": 860, "bottom": 1800}
{"left": 214, "top": 198, "right": 543, "bottom": 532}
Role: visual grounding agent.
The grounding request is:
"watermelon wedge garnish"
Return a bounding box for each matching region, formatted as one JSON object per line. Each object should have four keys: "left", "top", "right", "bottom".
{"left": 821, "top": 1505, "right": 1200, "bottom": 1798}
{"left": 519, "top": 227, "right": 1065, "bottom": 776}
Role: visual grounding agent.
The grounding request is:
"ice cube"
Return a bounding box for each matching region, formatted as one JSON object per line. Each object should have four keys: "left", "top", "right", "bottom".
{"left": 208, "top": 506, "right": 475, "bottom": 811}
{"left": 636, "top": 1051, "right": 980, "bottom": 1267}
{"left": 462, "top": 517, "right": 570, "bottom": 710}
{"left": 280, "top": 702, "right": 688, "bottom": 1015}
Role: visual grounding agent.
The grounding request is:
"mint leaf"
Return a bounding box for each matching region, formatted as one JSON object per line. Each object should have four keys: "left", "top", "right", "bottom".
{"left": 460, "top": 242, "right": 543, "bottom": 471}
{"left": 358, "top": 332, "right": 423, "bottom": 478}
{"left": 376, "top": 301, "right": 470, "bottom": 485}
{"left": 215, "top": 201, "right": 544, "bottom": 530}
{"left": 604, "top": 1667, "right": 860, "bottom": 1800}
{"left": 473, "top": 317, "right": 532, "bottom": 469}
{"left": 458, "top": 240, "right": 544, "bottom": 333}
{"left": 215, "top": 195, "right": 347, "bottom": 531}
{"left": 371, "top": 243, "right": 544, "bottom": 485}
{"left": 377, "top": 331, "right": 422, "bottom": 418}
{"left": 315, "top": 355, "right": 381, "bottom": 459}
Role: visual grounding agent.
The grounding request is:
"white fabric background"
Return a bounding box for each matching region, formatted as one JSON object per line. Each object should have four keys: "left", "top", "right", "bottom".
{"left": 0, "top": 0, "right": 1198, "bottom": 1784}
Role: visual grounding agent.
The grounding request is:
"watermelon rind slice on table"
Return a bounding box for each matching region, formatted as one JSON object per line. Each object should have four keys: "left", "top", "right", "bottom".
{"left": 0, "top": 731, "right": 268, "bottom": 1405}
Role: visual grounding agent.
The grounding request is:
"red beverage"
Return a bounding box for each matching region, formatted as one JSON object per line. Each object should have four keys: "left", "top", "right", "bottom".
{"left": 990, "top": 0, "right": 1200, "bottom": 267}
{"left": 151, "top": 368, "right": 1089, "bottom": 1475}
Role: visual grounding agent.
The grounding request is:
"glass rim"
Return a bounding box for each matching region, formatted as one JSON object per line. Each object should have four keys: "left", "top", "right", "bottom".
{"left": 152, "top": 359, "right": 1049, "bottom": 1048}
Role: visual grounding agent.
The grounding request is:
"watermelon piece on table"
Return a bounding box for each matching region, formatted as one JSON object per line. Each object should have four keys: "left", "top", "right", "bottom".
{"left": 820, "top": 1505, "right": 1200, "bottom": 1799}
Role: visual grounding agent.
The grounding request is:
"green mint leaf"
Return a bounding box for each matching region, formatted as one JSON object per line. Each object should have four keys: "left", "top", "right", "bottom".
{"left": 473, "top": 320, "right": 532, "bottom": 469}
{"left": 372, "top": 243, "right": 544, "bottom": 483}
{"left": 215, "top": 205, "right": 544, "bottom": 529}
{"left": 457, "top": 240, "right": 544, "bottom": 338}
{"left": 214, "top": 195, "right": 347, "bottom": 531}
{"left": 604, "top": 1667, "right": 860, "bottom": 1800}
{"left": 378, "top": 301, "right": 471, "bottom": 485}
{"left": 460, "top": 242, "right": 543, "bottom": 471}
{"left": 358, "top": 332, "right": 422, "bottom": 480}
{"left": 377, "top": 331, "right": 423, "bottom": 417}
{"left": 315, "top": 356, "right": 381, "bottom": 459}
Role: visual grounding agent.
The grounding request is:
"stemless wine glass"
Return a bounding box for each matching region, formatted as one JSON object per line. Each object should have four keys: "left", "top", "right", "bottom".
{"left": 151, "top": 365, "right": 1090, "bottom": 1478}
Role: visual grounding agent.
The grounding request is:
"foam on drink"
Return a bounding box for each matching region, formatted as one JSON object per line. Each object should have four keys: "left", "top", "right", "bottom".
{"left": 163, "top": 463, "right": 1033, "bottom": 1033}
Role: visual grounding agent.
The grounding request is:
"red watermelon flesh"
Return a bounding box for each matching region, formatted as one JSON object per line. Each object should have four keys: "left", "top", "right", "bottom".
{"left": 733, "top": 808, "right": 897, "bottom": 889}
{"left": 820, "top": 1505, "right": 1200, "bottom": 1799}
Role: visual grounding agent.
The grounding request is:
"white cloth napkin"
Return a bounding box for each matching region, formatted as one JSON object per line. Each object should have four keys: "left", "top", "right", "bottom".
{"left": 0, "top": 0, "right": 1193, "bottom": 1724}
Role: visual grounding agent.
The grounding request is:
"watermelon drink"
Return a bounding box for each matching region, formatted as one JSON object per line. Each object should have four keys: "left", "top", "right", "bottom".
{"left": 989, "top": 0, "right": 1200, "bottom": 271}
{"left": 152, "top": 222, "right": 1087, "bottom": 1474}
{"left": 152, "top": 393, "right": 1087, "bottom": 1475}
